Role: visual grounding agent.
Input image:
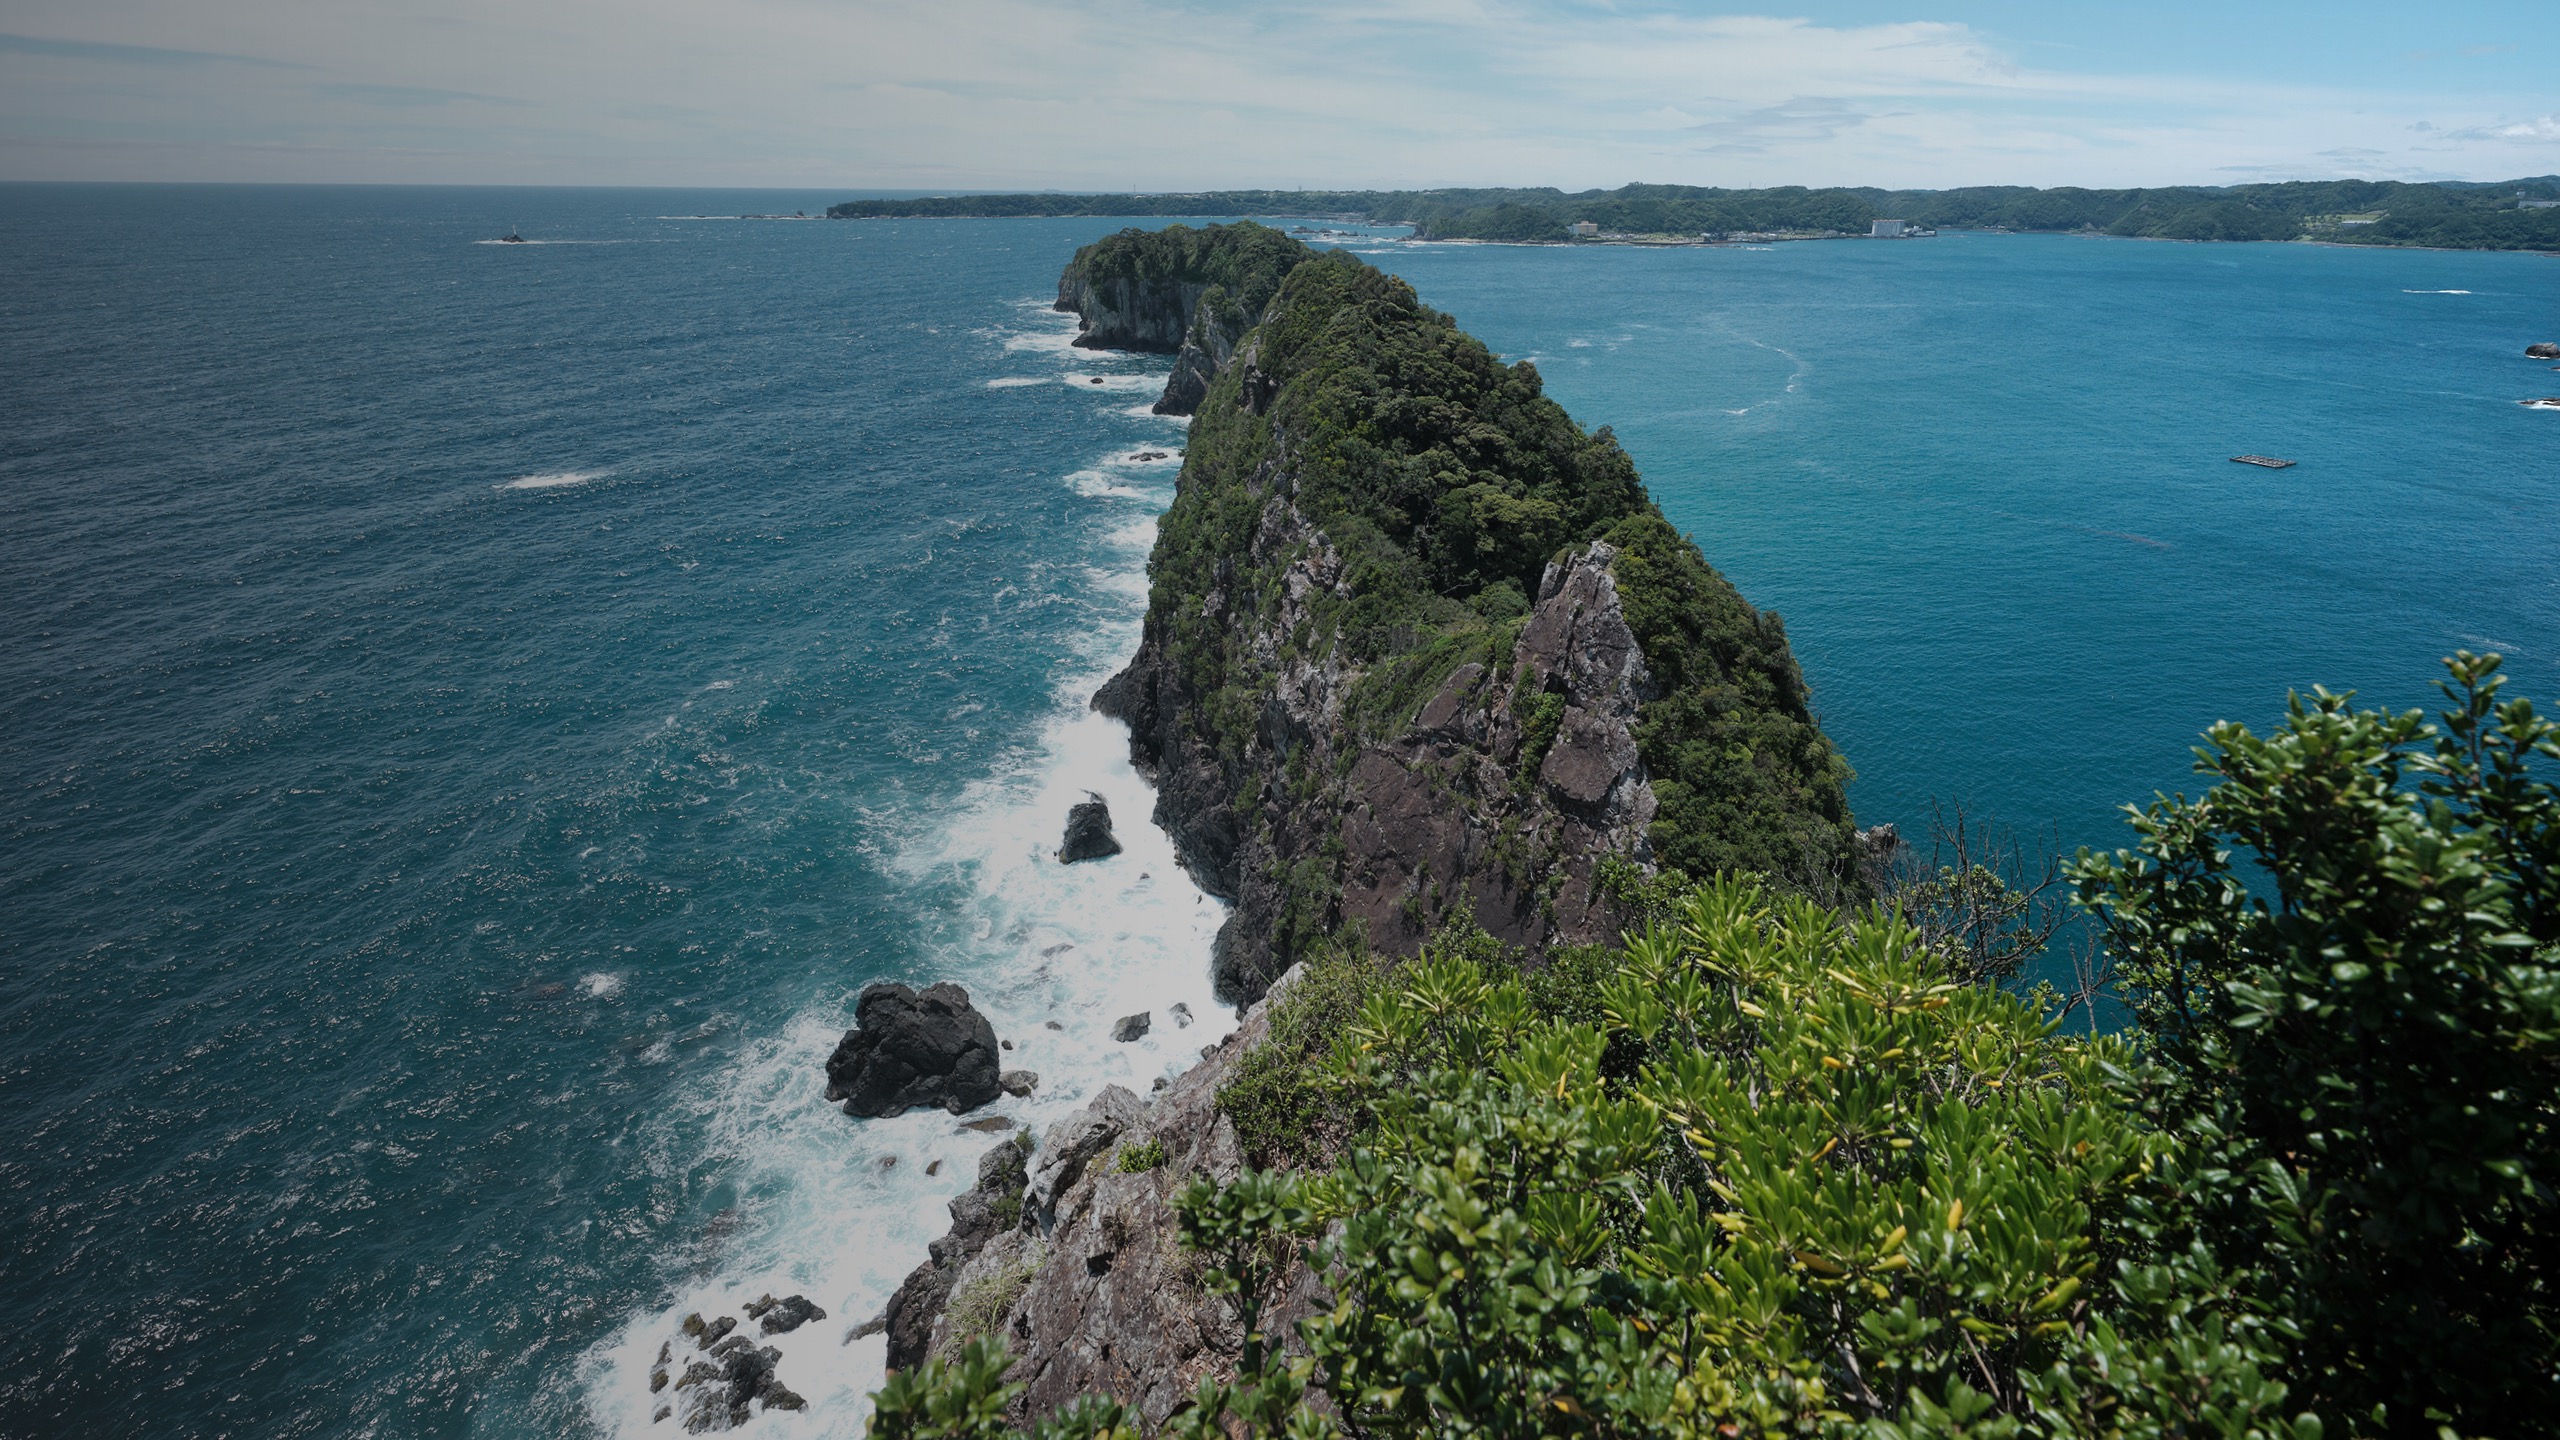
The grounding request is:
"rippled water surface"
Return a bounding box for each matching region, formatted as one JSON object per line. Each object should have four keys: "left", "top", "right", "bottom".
{"left": 2, "top": 186, "right": 2554, "bottom": 1438}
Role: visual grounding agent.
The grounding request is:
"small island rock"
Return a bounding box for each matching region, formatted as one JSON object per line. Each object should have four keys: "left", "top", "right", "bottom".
{"left": 825, "top": 982, "right": 1003, "bottom": 1118}
{"left": 2528, "top": 342, "right": 2560, "bottom": 360}
{"left": 1058, "top": 792, "right": 1124, "bottom": 863}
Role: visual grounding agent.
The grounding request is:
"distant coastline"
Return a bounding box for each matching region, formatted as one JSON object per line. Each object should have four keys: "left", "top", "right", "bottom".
{"left": 829, "top": 178, "right": 2560, "bottom": 252}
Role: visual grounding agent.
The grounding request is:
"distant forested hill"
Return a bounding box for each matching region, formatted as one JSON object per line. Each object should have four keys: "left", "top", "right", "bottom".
{"left": 830, "top": 178, "right": 2560, "bottom": 250}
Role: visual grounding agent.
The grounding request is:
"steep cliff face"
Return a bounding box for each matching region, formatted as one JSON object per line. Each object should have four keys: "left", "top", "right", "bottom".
{"left": 1053, "top": 222, "right": 1314, "bottom": 412}
{"left": 1098, "top": 531, "right": 1663, "bottom": 1001}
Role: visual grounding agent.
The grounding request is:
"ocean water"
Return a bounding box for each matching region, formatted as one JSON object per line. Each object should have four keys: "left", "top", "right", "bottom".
{"left": 1, "top": 186, "right": 2554, "bottom": 1438}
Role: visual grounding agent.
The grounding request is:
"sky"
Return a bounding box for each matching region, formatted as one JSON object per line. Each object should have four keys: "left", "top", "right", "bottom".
{"left": 1, "top": 0, "right": 2555, "bottom": 191}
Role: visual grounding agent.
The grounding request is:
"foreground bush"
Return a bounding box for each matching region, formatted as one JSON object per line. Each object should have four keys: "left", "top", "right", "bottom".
{"left": 2076, "top": 654, "right": 2558, "bottom": 1435}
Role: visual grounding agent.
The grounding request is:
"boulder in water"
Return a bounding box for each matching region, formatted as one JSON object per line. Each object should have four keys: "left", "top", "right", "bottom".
{"left": 825, "top": 982, "right": 1003, "bottom": 1118}
{"left": 2528, "top": 342, "right": 2560, "bottom": 360}
{"left": 1058, "top": 792, "right": 1124, "bottom": 863}
{"left": 1110, "top": 1011, "right": 1151, "bottom": 1042}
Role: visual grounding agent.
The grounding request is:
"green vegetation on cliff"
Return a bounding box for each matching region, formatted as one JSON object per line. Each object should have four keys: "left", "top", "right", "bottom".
{"left": 875, "top": 656, "right": 2559, "bottom": 1440}
{"left": 1155, "top": 240, "right": 1855, "bottom": 883}
{"left": 835, "top": 178, "right": 2560, "bottom": 250}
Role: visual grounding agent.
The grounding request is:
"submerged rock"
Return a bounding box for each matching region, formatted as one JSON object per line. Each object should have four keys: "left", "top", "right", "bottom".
{"left": 1000, "top": 1069, "right": 1040, "bottom": 1097}
{"left": 825, "top": 982, "right": 1003, "bottom": 1118}
{"left": 1058, "top": 793, "right": 1124, "bottom": 863}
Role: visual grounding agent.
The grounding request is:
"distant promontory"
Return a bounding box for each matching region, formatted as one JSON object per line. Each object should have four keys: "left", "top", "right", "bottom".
{"left": 830, "top": 178, "right": 2560, "bottom": 251}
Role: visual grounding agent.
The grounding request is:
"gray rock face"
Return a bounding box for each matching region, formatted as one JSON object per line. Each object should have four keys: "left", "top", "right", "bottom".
{"left": 979, "top": 978, "right": 1332, "bottom": 1429}
{"left": 825, "top": 982, "right": 1003, "bottom": 1118}
{"left": 1155, "top": 299, "right": 1253, "bottom": 416}
{"left": 1055, "top": 271, "right": 1208, "bottom": 354}
{"left": 885, "top": 1137, "right": 1032, "bottom": 1371}
{"left": 1058, "top": 793, "right": 1124, "bottom": 863}
{"left": 1025, "top": 1084, "right": 1146, "bottom": 1220}
{"left": 1098, "top": 526, "right": 1658, "bottom": 1004}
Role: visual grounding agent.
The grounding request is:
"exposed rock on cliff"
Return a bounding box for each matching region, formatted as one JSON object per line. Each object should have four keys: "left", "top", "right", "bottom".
{"left": 824, "top": 982, "right": 1003, "bottom": 1118}
{"left": 1000, "top": 975, "right": 1327, "bottom": 1427}
{"left": 882, "top": 1135, "right": 1033, "bottom": 1370}
{"left": 1053, "top": 222, "right": 1314, "bottom": 414}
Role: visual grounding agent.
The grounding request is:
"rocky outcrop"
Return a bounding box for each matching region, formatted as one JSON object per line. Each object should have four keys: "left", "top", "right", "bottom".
{"left": 982, "top": 974, "right": 1328, "bottom": 1428}
{"left": 649, "top": 1295, "right": 823, "bottom": 1431}
{"left": 2527, "top": 342, "right": 2559, "bottom": 360}
{"left": 1058, "top": 794, "right": 1123, "bottom": 863}
{"left": 1154, "top": 299, "right": 1252, "bottom": 416}
{"left": 883, "top": 1136, "right": 1033, "bottom": 1370}
{"left": 1055, "top": 272, "right": 1210, "bottom": 353}
{"left": 825, "top": 982, "right": 1003, "bottom": 1118}
{"left": 1101, "top": 535, "right": 1659, "bottom": 1003}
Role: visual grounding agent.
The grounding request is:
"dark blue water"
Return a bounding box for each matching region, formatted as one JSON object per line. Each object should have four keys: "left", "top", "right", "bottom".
{"left": 2, "top": 186, "right": 2554, "bottom": 1438}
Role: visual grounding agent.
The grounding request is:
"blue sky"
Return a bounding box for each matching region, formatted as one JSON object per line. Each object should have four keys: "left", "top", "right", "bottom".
{"left": 1, "top": 1, "right": 2553, "bottom": 188}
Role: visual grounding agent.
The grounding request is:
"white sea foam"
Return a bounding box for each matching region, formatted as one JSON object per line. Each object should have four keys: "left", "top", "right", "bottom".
{"left": 1065, "top": 374, "right": 1163, "bottom": 392}
{"left": 578, "top": 463, "right": 1223, "bottom": 1435}
{"left": 986, "top": 376, "right": 1047, "bottom": 388}
{"left": 582, "top": 972, "right": 627, "bottom": 1000}
{"left": 497, "top": 469, "right": 609, "bottom": 491}
{"left": 1066, "top": 469, "right": 1151, "bottom": 500}
{"left": 2403, "top": 289, "right": 2473, "bottom": 295}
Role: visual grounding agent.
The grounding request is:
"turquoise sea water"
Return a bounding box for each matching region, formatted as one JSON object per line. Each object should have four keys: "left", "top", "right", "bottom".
{"left": 1, "top": 186, "right": 2553, "bottom": 1438}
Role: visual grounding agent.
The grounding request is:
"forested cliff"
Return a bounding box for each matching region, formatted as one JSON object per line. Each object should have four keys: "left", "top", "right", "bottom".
{"left": 1072, "top": 223, "right": 1860, "bottom": 1001}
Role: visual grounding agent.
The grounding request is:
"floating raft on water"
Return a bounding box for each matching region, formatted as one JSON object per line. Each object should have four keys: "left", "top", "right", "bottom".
{"left": 2231, "top": 455, "right": 2297, "bottom": 469}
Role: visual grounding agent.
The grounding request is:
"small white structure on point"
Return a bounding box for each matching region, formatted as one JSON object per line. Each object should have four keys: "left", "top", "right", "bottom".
{"left": 1871, "top": 219, "right": 1907, "bottom": 238}
{"left": 1570, "top": 220, "right": 1600, "bottom": 238}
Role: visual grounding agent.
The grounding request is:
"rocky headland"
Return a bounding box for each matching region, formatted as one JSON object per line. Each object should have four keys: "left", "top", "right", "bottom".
{"left": 849, "top": 221, "right": 1861, "bottom": 1426}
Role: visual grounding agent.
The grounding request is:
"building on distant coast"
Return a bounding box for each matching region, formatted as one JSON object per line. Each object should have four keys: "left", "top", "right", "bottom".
{"left": 2521, "top": 193, "right": 2560, "bottom": 210}
{"left": 1570, "top": 220, "right": 1600, "bottom": 237}
{"left": 1870, "top": 219, "right": 1907, "bottom": 237}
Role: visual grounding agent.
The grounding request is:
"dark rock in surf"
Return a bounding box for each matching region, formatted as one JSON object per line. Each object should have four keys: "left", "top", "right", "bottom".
{"left": 747, "top": 1293, "right": 826, "bottom": 1336}
{"left": 1000, "top": 1069, "right": 1040, "bottom": 1097}
{"left": 2527, "top": 342, "right": 2560, "bottom": 360}
{"left": 1111, "top": 1012, "right": 1151, "bottom": 1042}
{"left": 1058, "top": 793, "right": 1123, "bottom": 863}
{"left": 825, "top": 982, "right": 1003, "bottom": 1118}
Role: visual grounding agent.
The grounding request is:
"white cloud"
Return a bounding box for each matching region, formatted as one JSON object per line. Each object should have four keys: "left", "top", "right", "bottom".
{"left": 0, "top": 1, "right": 2556, "bottom": 187}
